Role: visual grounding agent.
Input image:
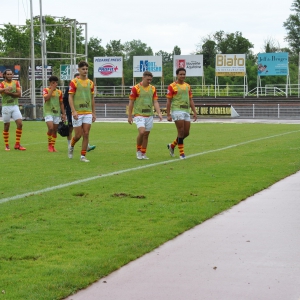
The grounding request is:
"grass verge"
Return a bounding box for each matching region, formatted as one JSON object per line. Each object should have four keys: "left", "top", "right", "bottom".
{"left": 0, "top": 121, "right": 299, "bottom": 299}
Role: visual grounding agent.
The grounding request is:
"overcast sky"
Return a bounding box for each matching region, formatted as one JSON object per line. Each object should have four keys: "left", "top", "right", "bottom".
{"left": 0, "top": 0, "right": 293, "bottom": 55}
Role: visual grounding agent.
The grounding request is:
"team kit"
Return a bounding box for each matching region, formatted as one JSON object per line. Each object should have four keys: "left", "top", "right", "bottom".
{"left": 0, "top": 62, "right": 198, "bottom": 162}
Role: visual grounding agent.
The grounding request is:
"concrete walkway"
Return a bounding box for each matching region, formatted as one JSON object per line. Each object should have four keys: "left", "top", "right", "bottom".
{"left": 65, "top": 171, "right": 300, "bottom": 300}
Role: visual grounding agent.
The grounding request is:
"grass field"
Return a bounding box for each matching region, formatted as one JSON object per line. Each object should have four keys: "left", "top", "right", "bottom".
{"left": 0, "top": 120, "right": 300, "bottom": 300}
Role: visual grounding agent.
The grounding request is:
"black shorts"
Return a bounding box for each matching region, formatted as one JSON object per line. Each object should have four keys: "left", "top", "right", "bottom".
{"left": 65, "top": 106, "right": 73, "bottom": 126}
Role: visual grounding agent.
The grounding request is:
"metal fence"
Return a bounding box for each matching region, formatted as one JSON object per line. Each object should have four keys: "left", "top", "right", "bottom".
{"left": 94, "top": 103, "right": 300, "bottom": 120}
{"left": 1, "top": 103, "right": 300, "bottom": 120}
{"left": 232, "top": 104, "right": 300, "bottom": 119}
{"left": 20, "top": 84, "right": 300, "bottom": 98}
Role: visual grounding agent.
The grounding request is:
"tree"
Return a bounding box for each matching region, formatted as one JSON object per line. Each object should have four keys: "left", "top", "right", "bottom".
{"left": 283, "top": 0, "right": 300, "bottom": 55}
{"left": 0, "top": 16, "right": 86, "bottom": 89}
{"left": 0, "top": 24, "right": 31, "bottom": 90}
{"left": 155, "top": 50, "right": 171, "bottom": 64}
{"left": 199, "top": 39, "right": 217, "bottom": 67}
{"left": 105, "top": 39, "right": 124, "bottom": 57}
{"left": 87, "top": 37, "right": 105, "bottom": 78}
{"left": 155, "top": 50, "right": 173, "bottom": 85}
{"left": 88, "top": 37, "right": 105, "bottom": 58}
{"left": 123, "top": 40, "right": 153, "bottom": 85}
{"left": 173, "top": 45, "right": 181, "bottom": 55}
{"left": 261, "top": 37, "right": 281, "bottom": 53}
{"left": 213, "top": 30, "right": 254, "bottom": 54}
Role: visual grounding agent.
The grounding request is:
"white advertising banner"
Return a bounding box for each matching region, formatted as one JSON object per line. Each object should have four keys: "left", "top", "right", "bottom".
{"left": 94, "top": 57, "right": 123, "bottom": 78}
{"left": 215, "top": 54, "right": 246, "bottom": 76}
{"left": 173, "top": 55, "right": 203, "bottom": 77}
{"left": 133, "top": 56, "right": 162, "bottom": 77}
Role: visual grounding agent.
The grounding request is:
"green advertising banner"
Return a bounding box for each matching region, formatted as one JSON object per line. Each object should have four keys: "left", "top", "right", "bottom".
{"left": 60, "top": 65, "right": 77, "bottom": 80}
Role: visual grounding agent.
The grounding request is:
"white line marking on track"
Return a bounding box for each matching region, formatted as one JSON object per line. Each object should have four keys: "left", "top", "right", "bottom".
{"left": 1, "top": 130, "right": 299, "bottom": 204}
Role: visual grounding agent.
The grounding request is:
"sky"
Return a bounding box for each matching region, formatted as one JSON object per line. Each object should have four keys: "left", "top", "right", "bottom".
{"left": 0, "top": 0, "right": 294, "bottom": 55}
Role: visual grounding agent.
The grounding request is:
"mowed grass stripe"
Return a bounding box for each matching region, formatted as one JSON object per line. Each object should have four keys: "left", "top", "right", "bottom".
{"left": 1, "top": 129, "right": 299, "bottom": 205}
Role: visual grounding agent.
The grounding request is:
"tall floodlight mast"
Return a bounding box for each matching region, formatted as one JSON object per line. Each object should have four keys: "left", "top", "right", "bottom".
{"left": 30, "top": 0, "right": 36, "bottom": 118}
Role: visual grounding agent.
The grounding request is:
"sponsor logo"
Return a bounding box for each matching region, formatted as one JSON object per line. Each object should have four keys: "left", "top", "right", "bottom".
{"left": 98, "top": 64, "right": 119, "bottom": 76}
{"left": 138, "top": 60, "right": 162, "bottom": 72}
{"left": 216, "top": 54, "right": 245, "bottom": 67}
{"left": 175, "top": 59, "right": 186, "bottom": 69}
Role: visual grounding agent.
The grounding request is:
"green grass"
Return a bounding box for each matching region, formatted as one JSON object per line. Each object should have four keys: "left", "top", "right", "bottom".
{"left": 0, "top": 121, "right": 300, "bottom": 299}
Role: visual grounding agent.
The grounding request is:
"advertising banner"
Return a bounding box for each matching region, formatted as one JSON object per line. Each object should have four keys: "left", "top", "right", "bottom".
{"left": 257, "top": 52, "right": 289, "bottom": 76}
{"left": 94, "top": 57, "right": 123, "bottom": 78}
{"left": 28, "top": 66, "right": 52, "bottom": 80}
{"left": 173, "top": 55, "right": 203, "bottom": 77}
{"left": 0, "top": 65, "right": 20, "bottom": 81}
{"left": 194, "top": 104, "right": 239, "bottom": 117}
{"left": 60, "top": 64, "right": 78, "bottom": 80}
{"left": 133, "top": 56, "right": 162, "bottom": 77}
{"left": 215, "top": 54, "right": 246, "bottom": 76}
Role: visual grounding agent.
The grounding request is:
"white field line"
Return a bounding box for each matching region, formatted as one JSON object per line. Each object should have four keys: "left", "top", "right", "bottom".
{"left": 1, "top": 130, "right": 299, "bottom": 204}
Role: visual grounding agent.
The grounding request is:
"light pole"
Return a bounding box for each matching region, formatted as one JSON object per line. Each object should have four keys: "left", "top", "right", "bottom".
{"left": 30, "top": 0, "right": 36, "bottom": 119}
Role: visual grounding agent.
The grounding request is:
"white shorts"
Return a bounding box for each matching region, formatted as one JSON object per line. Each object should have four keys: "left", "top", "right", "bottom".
{"left": 72, "top": 114, "right": 92, "bottom": 127}
{"left": 171, "top": 111, "right": 191, "bottom": 122}
{"left": 134, "top": 116, "right": 153, "bottom": 131}
{"left": 2, "top": 105, "right": 22, "bottom": 123}
{"left": 44, "top": 115, "right": 61, "bottom": 124}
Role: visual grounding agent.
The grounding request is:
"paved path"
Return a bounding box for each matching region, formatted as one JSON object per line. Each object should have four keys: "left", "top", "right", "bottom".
{"left": 65, "top": 171, "right": 300, "bottom": 300}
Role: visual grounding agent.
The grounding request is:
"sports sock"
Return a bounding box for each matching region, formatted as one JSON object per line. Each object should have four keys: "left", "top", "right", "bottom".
{"left": 71, "top": 137, "right": 77, "bottom": 147}
{"left": 171, "top": 137, "right": 178, "bottom": 149}
{"left": 51, "top": 134, "right": 57, "bottom": 148}
{"left": 15, "top": 128, "right": 22, "bottom": 145}
{"left": 47, "top": 132, "right": 52, "bottom": 146}
{"left": 177, "top": 137, "right": 184, "bottom": 156}
{"left": 3, "top": 131, "right": 9, "bottom": 146}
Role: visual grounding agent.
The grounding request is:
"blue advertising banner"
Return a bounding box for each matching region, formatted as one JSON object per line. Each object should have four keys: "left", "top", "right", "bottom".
{"left": 257, "top": 53, "right": 288, "bottom": 76}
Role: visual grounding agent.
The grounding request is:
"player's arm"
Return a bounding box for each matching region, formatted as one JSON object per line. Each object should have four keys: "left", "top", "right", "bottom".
{"left": 68, "top": 80, "right": 78, "bottom": 119}
{"left": 188, "top": 86, "right": 197, "bottom": 121}
{"left": 189, "top": 97, "right": 197, "bottom": 122}
{"left": 128, "top": 99, "right": 134, "bottom": 124}
{"left": 152, "top": 88, "right": 162, "bottom": 121}
{"left": 0, "top": 83, "right": 4, "bottom": 93}
{"left": 1, "top": 82, "right": 21, "bottom": 97}
{"left": 68, "top": 93, "right": 77, "bottom": 120}
{"left": 166, "top": 85, "right": 173, "bottom": 122}
{"left": 91, "top": 94, "right": 96, "bottom": 122}
{"left": 91, "top": 81, "right": 96, "bottom": 122}
{"left": 0, "top": 82, "right": 11, "bottom": 93}
{"left": 128, "top": 86, "right": 137, "bottom": 124}
{"left": 6, "top": 88, "right": 21, "bottom": 98}
{"left": 153, "top": 100, "right": 162, "bottom": 121}
{"left": 59, "top": 91, "right": 66, "bottom": 121}
{"left": 43, "top": 88, "right": 51, "bottom": 102}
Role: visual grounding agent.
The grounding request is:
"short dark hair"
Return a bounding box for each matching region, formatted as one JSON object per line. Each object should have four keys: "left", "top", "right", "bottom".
{"left": 143, "top": 71, "right": 153, "bottom": 77}
{"left": 74, "top": 72, "right": 79, "bottom": 78}
{"left": 78, "top": 61, "right": 88, "bottom": 68}
{"left": 176, "top": 67, "right": 186, "bottom": 75}
{"left": 48, "top": 75, "right": 58, "bottom": 82}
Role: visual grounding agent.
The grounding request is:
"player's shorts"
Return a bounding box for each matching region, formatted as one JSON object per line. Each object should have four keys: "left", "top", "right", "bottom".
{"left": 2, "top": 105, "right": 22, "bottom": 123}
{"left": 134, "top": 116, "right": 153, "bottom": 131}
{"left": 44, "top": 115, "right": 61, "bottom": 124}
{"left": 171, "top": 111, "right": 191, "bottom": 122}
{"left": 72, "top": 114, "right": 92, "bottom": 127}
